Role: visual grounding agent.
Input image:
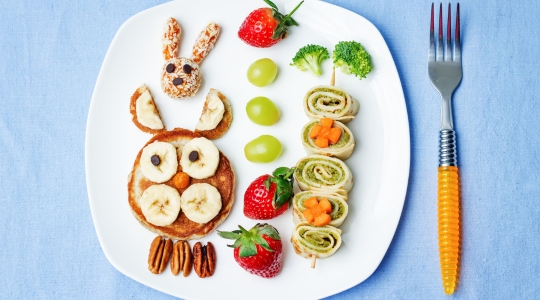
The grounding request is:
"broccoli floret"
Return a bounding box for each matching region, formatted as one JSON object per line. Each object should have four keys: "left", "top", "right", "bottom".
{"left": 290, "top": 44, "right": 330, "bottom": 76}
{"left": 332, "top": 41, "right": 372, "bottom": 79}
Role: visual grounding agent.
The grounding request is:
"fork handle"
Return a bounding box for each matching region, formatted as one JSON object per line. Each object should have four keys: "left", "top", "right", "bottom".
{"left": 438, "top": 129, "right": 460, "bottom": 295}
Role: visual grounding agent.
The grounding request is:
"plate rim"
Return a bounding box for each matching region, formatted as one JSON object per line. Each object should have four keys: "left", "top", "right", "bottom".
{"left": 85, "top": 0, "right": 410, "bottom": 298}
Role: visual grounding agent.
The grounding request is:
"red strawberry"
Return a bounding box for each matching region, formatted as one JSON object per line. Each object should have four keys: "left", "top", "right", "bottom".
{"left": 244, "top": 167, "right": 295, "bottom": 220}
{"left": 218, "top": 223, "right": 283, "bottom": 278}
{"left": 238, "top": 0, "right": 304, "bottom": 48}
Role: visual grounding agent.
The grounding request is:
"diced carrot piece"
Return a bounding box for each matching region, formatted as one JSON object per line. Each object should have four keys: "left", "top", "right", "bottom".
{"left": 320, "top": 118, "right": 334, "bottom": 129}
{"left": 319, "top": 198, "right": 332, "bottom": 213}
{"left": 310, "top": 124, "right": 322, "bottom": 138}
{"left": 314, "top": 213, "right": 332, "bottom": 226}
{"left": 310, "top": 204, "right": 324, "bottom": 218}
{"left": 304, "top": 197, "right": 319, "bottom": 209}
{"left": 320, "top": 127, "right": 330, "bottom": 139}
{"left": 314, "top": 137, "right": 329, "bottom": 148}
{"left": 328, "top": 127, "right": 342, "bottom": 144}
{"left": 303, "top": 209, "right": 315, "bottom": 223}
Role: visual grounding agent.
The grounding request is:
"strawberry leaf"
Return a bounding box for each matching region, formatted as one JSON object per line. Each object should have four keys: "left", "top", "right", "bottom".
{"left": 252, "top": 234, "right": 273, "bottom": 252}
{"left": 268, "top": 0, "right": 304, "bottom": 41}
{"left": 284, "top": 17, "right": 299, "bottom": 26}
{"left": 219, "top": 224, "right": 281, "bottom": 258}
{"left": 239, "top": 237, "right": 257, "bottom": 257}
{"left": 275, "top": 190, "right": 293, "bottom": 208}
{"left": 263, "top": 176, "right": 272, "bottom": 190}
{"left": 272, "top": 167, "right": 290, "bottom": 177}
{"left": 273, "top": 177, "right": 289, "bottom": 188}
{"left": 217, "top": 230, "right": 241, "bottom": 240}
{"left": 263, "top": 0, "right": 279, "bottom": 11}
{"left": 258, "top": 224, "right": 281, "bottom": 240}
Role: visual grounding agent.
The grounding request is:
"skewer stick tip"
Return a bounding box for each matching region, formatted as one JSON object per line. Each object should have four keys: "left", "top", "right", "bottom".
{"left": 311, "top": 255, "right": 317, "bottom": 268}
{"left": 330, "top": 67, "right": 335, "bottom": 86}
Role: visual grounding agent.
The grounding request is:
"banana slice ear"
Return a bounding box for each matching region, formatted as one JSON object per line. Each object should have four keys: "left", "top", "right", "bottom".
{"left": 130, "top": 84, "right": 166, "bottom": 134}
{"left": 194, "top": 88, "right": 232, "bottom": 140}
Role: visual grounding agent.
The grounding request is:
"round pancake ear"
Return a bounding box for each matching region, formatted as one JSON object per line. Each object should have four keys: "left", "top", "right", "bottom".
{"left": 129, "top": 84, "right": 166, "bottom": 134}
{"left": 191, "top": 23, "right": 220, "bottom": 64}
{"left": 162, "top": 17, "right": 181, "bottom": 61}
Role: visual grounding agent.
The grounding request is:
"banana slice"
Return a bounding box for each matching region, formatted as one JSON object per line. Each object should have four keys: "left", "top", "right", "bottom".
{"left": 180, "top": 183, "right": 222, "bottom": 224}
{"left": 180, "top": 137, "right": 220, "bottom": 179}
{"left": 141, "top": 141, "right": 178, "bottom": 183}
{"left": 136, "top": 88, "right": 164, "bottom": 130}
{"left": 140, "top": 184, "right": 181, "bottom": 226}
{"left": 195, "top": 88, "right": 225, "bottom": 131}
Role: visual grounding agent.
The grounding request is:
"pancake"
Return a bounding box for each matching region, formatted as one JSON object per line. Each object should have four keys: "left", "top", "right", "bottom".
{"left": 128, "top": 128, "right": 235, "bottom": 240}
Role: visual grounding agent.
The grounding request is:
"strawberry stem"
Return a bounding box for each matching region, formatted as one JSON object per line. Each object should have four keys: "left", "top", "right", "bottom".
{"left": 268, "top": 0, "right": 304, "bottom": 40}
{"left": 285, "top": 0, "right": 304, "bottom": 20}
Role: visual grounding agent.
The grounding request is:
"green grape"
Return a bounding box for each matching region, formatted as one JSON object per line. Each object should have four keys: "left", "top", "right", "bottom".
{"left": 244, "top": 135, "right": 282, "bottom": 163}
{"left": 247, "top": 58, "right": 277, "bottom": 87}
{"left": 246, "top": 97, "right": 280, "bottom": 126}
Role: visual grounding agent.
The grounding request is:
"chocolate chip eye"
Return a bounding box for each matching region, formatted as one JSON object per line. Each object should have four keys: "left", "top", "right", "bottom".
{"left": 183, "top": 64, "right": 192, "bottom": 74}
{"left": 166, "top": 63, "right": 175, "bottom": 73}
{"left": 189, "top": 151, "right": 199, "bottom": 162}
{"left": 173, "top": 78, "right": 183, "bottom": 85}
{"left": 151, "top": 155, "right": 161, "bottom": 166}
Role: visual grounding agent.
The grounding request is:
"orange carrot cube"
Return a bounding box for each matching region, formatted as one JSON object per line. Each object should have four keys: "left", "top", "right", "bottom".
{"left": 318, "top": 198, "right": 332, "bottom": 213}
{"left": 310, "top": 124, "right": 322, "bottom": 138}
{"left": 303, "top": 209, "right": 315, "bottom": 223}
{"left": 314, "top": 137, "right": 329, "bottom": 148}
{"left": 328, "top": 127, "right": 342, "bottom": 144}
{"left": 320, "top": 127, "right": 330, "bottom": 138}
{"left": 314, "top": 213, "right": 332, "bottom": 226}
{"left": 304, "top": 197, "right": 319, "bottom": 209}
{"left": 310, "top": 204, "right": 324, "bottom": 218}
{"left": 320, "top": 118, "right": 334, "bottom": 129}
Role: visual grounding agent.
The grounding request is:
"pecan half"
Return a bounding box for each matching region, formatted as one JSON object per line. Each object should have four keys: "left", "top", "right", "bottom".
{"left": 148, "top": 236, "right": 173, "bottom": 274}
{"left": 171, "top": 240, "right": 192, "bottom": 277}
{"left": 193, "top": 242, "right": 216, "bottom": 278}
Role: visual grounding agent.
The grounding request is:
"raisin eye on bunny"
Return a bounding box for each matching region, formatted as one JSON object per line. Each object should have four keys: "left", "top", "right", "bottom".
{"left": 161, "top": 18, "right": 220, "bottom": 100}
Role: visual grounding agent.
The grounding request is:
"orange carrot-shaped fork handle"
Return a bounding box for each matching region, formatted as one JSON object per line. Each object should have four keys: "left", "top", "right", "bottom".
{"left": 438, "top": 129, "right": 460, "bottom": 295}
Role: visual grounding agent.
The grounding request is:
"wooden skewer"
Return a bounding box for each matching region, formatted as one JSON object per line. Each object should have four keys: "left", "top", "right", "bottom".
{"left": 330, "top": 67, "right": 336, "bottom": 86}
{"left": 311, "top": 255, "right": 317, "bottom": 268}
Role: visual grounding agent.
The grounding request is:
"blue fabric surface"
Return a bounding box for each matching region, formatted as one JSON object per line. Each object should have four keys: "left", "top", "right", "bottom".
{"left": 1, "top": 0, "right": 539, "bottom": 299}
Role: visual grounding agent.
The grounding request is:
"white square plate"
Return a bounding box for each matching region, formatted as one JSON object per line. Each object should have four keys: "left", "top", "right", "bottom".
{"left": 85, "top": 0, "right": 410, "bottom": 299}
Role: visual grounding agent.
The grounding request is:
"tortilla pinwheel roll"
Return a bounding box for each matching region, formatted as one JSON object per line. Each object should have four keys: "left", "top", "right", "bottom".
{"left": 291, "top": 223, "right": 342, "bottom": 259}
{"left": 301, "top": 119, "right": 356, "bottom": 160}
{"left": 303, "top": 85, "right": 359, "bottom": 123}
{"left": 294, "top": 155, "right": 354, "bottom": 193}
{"left": 292, "top": 191, "right": 349, "bottom": 227}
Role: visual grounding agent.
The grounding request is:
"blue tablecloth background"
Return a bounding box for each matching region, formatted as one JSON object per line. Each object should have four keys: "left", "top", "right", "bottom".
{"left": 1, "top": 0, "right": 539, "bottom": 299}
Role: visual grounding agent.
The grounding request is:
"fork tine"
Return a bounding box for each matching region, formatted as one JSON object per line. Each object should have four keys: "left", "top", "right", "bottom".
{"left": 437, "top": 3, "right": 443, "bottom": 61}
{"left": 454, "top": 3, "right": 461, "bottom": 61}
{"left": 445, "top": 3, "right": 452, "bottom": 61}
{"left": 429, "top": 3, "right": 435, "bottom": 61}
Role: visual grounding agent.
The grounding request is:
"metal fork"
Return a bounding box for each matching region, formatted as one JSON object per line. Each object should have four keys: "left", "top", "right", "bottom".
{"left": 428, "top": 3, "right": 461, "bottom": 295}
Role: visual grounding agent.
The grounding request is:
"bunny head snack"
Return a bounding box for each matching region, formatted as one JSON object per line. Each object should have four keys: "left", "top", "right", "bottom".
{"left": 161, "top": 18, "right": 220, "bottom": 99}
